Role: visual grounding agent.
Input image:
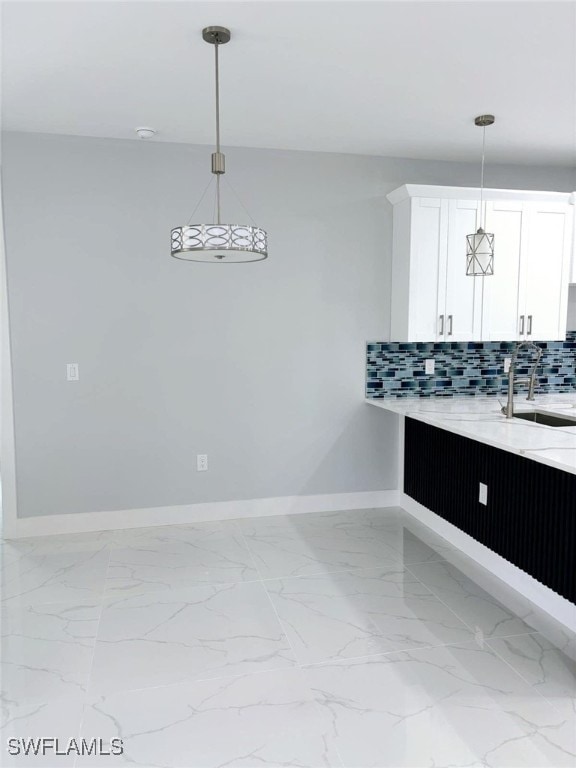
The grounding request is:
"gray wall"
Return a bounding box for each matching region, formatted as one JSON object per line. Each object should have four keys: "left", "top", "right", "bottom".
{"left": 2, "top": 131, "right": 574, "bottom": 519}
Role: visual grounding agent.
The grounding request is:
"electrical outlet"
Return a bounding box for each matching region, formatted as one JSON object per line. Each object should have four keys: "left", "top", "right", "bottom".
{"left": 504, "top": 357, "right": 512, "bottom": 374}
{"left": 197, "top": 454, "right": 208, "bottom": 472}
{"left": 479, "top": 482, "right": 488, "bottom": 505}
{"left": 425, "top": 359, "right": 435, "bottom": 375}
{"left": 66, "top": 363, "right": 79, "bottom": 381}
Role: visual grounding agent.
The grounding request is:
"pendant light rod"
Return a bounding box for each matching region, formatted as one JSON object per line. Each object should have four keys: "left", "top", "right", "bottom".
{"left": 214, "top": 41, "right": 221, "bottom": 156}
{"left": 203, "top": 26, "right": 230, "bottom": 226}
{"left": 474, "top": 114, "right": 494, "bottom": 230}
{"left": 214, "top": 40, "right": 222, "bottom": 224}
{"left": 480, "top": 124, "right": 486, "bottom": 224}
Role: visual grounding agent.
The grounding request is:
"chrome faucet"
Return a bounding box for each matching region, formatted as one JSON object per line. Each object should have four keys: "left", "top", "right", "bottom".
{"left": 502, "top": 341, "right": 543, "bottom": 418}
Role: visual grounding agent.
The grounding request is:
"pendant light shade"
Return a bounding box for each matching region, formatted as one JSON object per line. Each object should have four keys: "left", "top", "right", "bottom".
{"left": 466, "top": 228, "right": 494, "bottom": 276}
{"left": 466, "top": 114, "right": 494, "bottom": 276}
{"left": 171, "top": 26, "right": 268, "bottom": 263}
{"left": 171, "top": 225, "right": 268, "bottom": 262}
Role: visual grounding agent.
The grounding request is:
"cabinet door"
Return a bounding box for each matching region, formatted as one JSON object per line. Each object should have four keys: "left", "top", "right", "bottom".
{"left": 522, "top": 203, "right": 572, "bottom": 341}
{"left": 409, "top": 197, "right": 448, "bottom": 341}
{"left": 445, "top": 200, "right": 482, "bottom": 341}
{"left": 483, "top": 201, "right": 526, "bottom": 341}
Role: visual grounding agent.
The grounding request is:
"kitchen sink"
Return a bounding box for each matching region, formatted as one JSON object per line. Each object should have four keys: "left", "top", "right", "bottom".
{"left": 513, "top": 411, "right": 576, "bottom": 428}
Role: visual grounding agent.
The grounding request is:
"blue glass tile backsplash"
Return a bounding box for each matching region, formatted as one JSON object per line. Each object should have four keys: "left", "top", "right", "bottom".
{"left": 366, "top": 332, "right": 576, "bottom": 398}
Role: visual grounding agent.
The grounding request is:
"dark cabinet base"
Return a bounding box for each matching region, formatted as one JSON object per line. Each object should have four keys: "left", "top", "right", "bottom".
{"left": 404, "top": 417, "right": 576, "bottom": 604}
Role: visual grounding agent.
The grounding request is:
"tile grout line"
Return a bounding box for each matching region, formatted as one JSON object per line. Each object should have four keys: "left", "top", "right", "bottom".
{"left": 76, "top": 543, "right": 112, "bottom": 754}
{"left": 252, "top": 556, "right": 452, "bottom": 584}
{"left": 402, "top": 561, "right": 490, "bottom": 636}
{"left": 236, "top": 516, "right": 495, "bottom": 661}
{"left": 67, "top": 569, "right": 518, "bottom": 695}
{"left": 234, "top": 521, "right": 301, "bottom": 666}
{"left": 234, "top": 514, "right": 523, "bottom": 768}
{"left": 403, "top": 562, "right": 548, "bottom": 646}
{"left": 483, "top": 635, "right": 575, "bottom": 719}
{"left": 69, "top": 520, "right": 426, "bottom": 699}
{"left": 234, "top": 519, "right": 348, "bottom": 768}
{"left": 232, "top": 515, "right": 459, "bottom": 582}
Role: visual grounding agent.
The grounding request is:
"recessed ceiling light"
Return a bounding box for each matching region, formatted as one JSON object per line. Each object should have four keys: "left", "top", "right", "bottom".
{"left": 135, "top": 127, "right": 156, "bottom": 139}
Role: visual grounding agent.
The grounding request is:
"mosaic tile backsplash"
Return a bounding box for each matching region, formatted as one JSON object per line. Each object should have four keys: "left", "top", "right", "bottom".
{"left": 366, "top": 331, "right": 576, "bottom": 398}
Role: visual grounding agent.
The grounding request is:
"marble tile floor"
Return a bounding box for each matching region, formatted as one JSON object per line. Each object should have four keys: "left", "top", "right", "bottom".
{"left": 0, "top": 507, "right": 574, "bottom": 767}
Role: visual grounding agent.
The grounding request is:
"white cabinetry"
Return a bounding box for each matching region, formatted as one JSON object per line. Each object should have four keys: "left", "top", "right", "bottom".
{"left": 522, "top": 202, "right": 571, "bottom": 340}
{"left": 482, "top": 201, "right": 525, "bottom": 341}
{"left": 388, "top": 185, "right": 573, "bottom": 342}
{"left": 445, "top": 199, "right": 483, "bottom": 341}
{"left": 389, "top": 191, "right": 481, "bottom": 342}
{"left": 484, "top": 201, "right": 572, "bottom": 341}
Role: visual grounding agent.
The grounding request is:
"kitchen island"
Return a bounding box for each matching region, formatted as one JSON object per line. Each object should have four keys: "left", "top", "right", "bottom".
{"left": 367, "top": 393, "right": 576, "bottom": 475}
{"left": 368, "top": 394, "right": 576, "bottom": 630}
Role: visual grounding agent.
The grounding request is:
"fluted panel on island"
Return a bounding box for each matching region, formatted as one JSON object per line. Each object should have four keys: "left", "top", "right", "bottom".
{"left": 404, "top": 417, "right": 575, "bottom": 604}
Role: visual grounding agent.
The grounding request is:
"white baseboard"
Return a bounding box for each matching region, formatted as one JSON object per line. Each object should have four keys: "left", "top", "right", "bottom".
{"left": 4, "top": 490, "right": 401, "bottom": 539}
{"left": 401, "top": 492, "right": 576, "bottom": 634}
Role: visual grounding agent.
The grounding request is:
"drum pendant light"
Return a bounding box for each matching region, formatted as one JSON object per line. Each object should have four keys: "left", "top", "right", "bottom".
{"left": 171, "top": 26, "right": 268, "bottom": 263}
{"left": 466, "top": 114, "right": 495, "bottom": 276}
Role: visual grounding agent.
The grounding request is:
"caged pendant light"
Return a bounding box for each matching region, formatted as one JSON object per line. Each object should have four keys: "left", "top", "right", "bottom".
{"left": 171, "top": 26, "right": 268, "bottom": 263}
{"left": 466, "top": 114, "right": 495, "bottom": 276}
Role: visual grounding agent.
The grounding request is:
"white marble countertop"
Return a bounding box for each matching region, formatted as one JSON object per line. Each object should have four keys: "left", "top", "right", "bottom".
{"left": 366, "top": 393, "right": 576, "bottom": 475}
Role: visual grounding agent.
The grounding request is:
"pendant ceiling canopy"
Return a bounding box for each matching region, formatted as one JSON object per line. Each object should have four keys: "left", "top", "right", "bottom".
{"left": 171, "top": 26, "right": 268, "bottom": 263}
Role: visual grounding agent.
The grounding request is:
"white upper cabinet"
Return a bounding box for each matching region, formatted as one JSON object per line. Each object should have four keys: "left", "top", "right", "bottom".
{"left": 445, "top": 199, "right": 483, "bottom": 341}
{"left": 388, "top": 185, "right": 574, "bottom": 343}
{"left": 522, "top": 202, "right": 572, "bottom": 340}
{"left": 482, "top": 201, "right": 526, "bottom": 341}
{"left": 484, "top": 201, "right": 572, "bottom": 341}
{"left": 389, "top": 188, "right": 481, "bottom": 342}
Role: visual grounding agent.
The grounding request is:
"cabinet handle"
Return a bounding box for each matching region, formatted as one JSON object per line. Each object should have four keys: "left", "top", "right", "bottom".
{"left": 448, "top": 315, "right": 453, "bottom": 336}
{"left": 527, "top": 315, "right": 533, "bottom": 336}
{"left": 519, "top": 315, "right": 525, "bottom": 335}
{"left": 439, "top": 314, "right": 444, "bottom": 336}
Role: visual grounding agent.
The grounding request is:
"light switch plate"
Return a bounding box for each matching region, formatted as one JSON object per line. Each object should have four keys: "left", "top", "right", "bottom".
{"left": 66, "top": 363, "right": 79, "bottom": 381}
{"left": 504, "top": 357, "right": 512, "bottom": 374}
{"left": 425, "top": 359, "right": 435, "bottom": 375}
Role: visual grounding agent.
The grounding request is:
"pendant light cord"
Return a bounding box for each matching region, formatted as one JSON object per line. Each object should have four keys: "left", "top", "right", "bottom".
{"left": 186, "top": 176, "right": 215, "bottom": 225}
{"left": 223, "top": 177, "right": 259, "bottom": 227}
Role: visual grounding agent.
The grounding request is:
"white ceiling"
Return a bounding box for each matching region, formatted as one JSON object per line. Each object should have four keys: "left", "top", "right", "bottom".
{"left": 2, "top": 0, "right": 576, "bottom": 165}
